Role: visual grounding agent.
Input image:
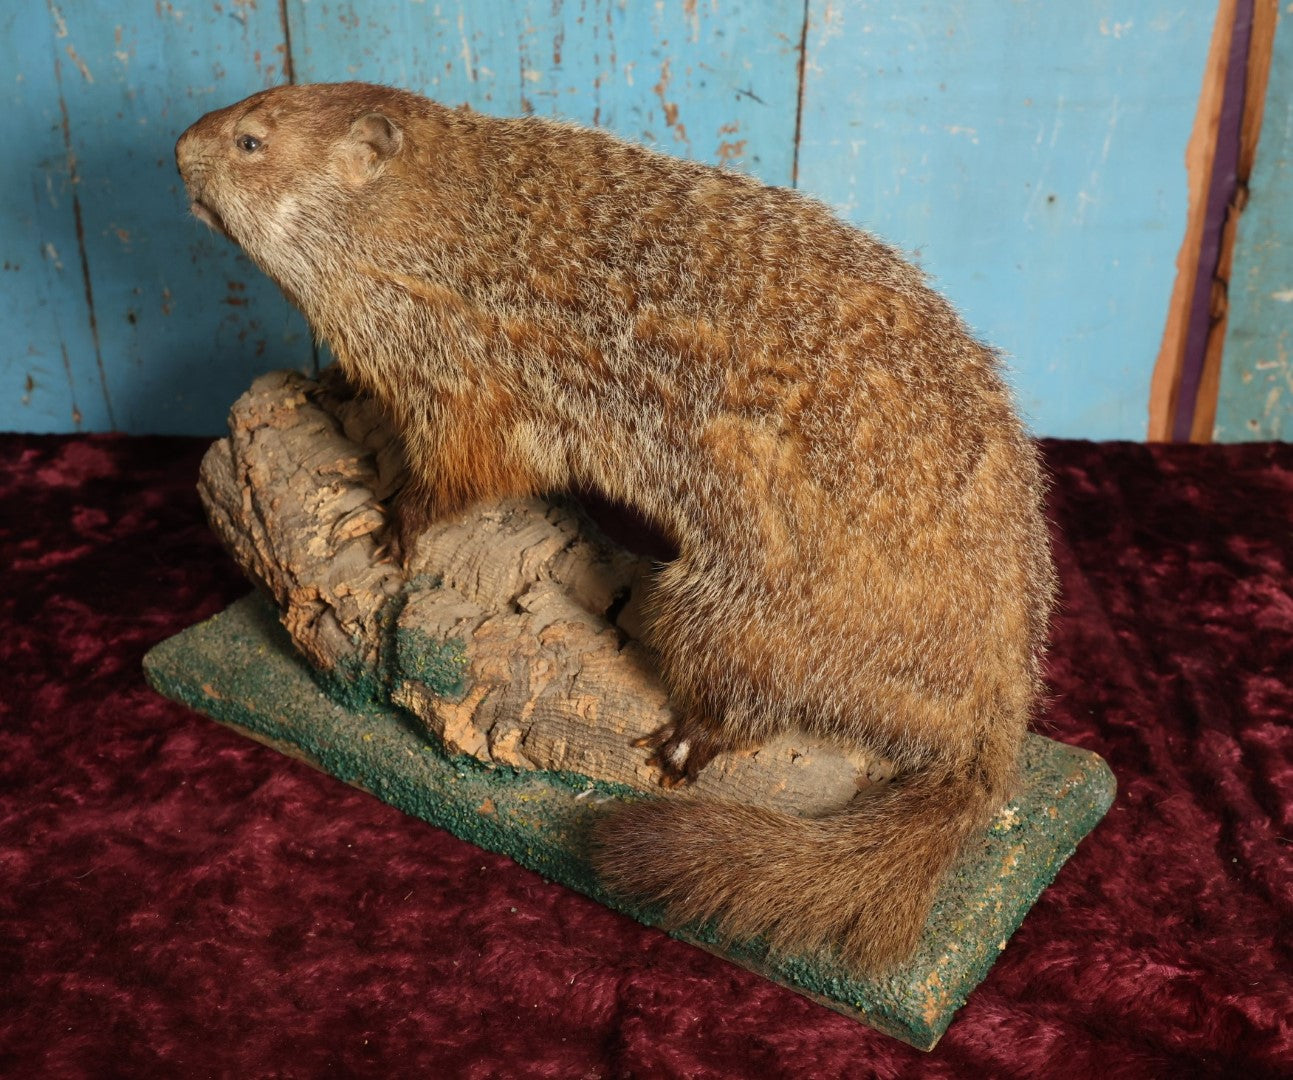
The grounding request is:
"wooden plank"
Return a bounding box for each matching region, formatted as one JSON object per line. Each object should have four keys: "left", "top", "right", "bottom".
{"left": 285, "top": 0, "right": 805, "bottom": 185}
{"left": 796, "top": 2, "right": 1215, "bottom": 440}
{"left": 14, "top": 2, "right": 314, "bottom": 435}
{"left": 1214, "top": 4, "right": 1291, "bottom": 440}
{"left": 1, "top": 3, "right": 108, "bottom": 432}
{"left": 1147, "top": 0, "right": 1238, "bottom": 441}
{"left": 0, "top": 2, "right": 1234, "bottom": 439}
{"left": 1190, "top": 0, "right": 1281, "bottom": 442}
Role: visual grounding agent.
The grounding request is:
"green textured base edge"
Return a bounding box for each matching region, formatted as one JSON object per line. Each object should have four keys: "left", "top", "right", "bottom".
{"left": 143, "top": 594, "right": 1115, "bottom": 1051}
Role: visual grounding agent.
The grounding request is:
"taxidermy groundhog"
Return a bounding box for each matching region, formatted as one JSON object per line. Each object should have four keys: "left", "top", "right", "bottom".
{"left": 177, "top": 82, "right": 1056, "bottom": 974}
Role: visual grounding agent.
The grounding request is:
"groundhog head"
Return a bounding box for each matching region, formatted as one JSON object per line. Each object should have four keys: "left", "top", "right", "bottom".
{"left": 176, "top": 83, "right": 418, "bottom": 299}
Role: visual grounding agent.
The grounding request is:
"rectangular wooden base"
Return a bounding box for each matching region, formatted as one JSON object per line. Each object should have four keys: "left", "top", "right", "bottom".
{"left": 144, "top": 593, "right": 1115, "bottom": 1050}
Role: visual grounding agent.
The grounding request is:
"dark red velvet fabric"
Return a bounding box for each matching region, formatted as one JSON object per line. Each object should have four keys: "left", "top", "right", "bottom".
{"left": 1, "top": 435, "right": 1289, "bottom": 1078}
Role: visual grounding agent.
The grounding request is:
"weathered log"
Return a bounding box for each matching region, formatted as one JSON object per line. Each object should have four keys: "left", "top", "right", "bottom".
{"left": 197, "top": 370, "right": 893, "bottom": 815}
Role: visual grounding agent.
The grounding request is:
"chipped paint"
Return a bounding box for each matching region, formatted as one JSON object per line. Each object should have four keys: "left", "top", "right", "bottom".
{"left": 652, "top": 58, "right": 689, "bottom": 146}
{"left": 717, "top": 138, "right": 747, "bottom": 162}
{"left": 799, "top": 2, "right": 1214, "bottom": 439}
{"left": 65, "top": 43, "right": 93, "bottom": 82}
{"left": 48, "top": 1, "right": 68, "bottom": 38}
{"left": 682, "top": 0, "right": 701, "bottom": 43}
{"left": 3, "top": 2, "right": 1223, "bottom": 436}
{"left": 2, "top": 0, "right": 311, "bottom": 433}
{"left": 112, "top": 24, "right": 131, "bottom": 66}
{"left": 943, "top": 124, "right": 979, "bottom": 144}
{"left": 50, "top": 47, "right": 115, "bottom": 429}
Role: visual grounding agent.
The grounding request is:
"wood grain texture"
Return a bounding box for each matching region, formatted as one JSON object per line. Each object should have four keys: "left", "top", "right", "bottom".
{"left": 1214, "top": 3, "right": 1291, "bottom": 440}
{"left": 1189, "top": 0, "right": 1281, "bottom": 442}
{"left": 2, "top": 3, "right": 106, "bottom": 431}
{"left": 798, "top": 2, "right": 1215, "bottom": 439}
{"left": 1147, "top": 0, "right": 1237, "bottom": 442}
{"left": 1, "top": 2, "right": 1223, "bottom": 438}
{"left": 284, "top": 0, "right": 804, "bottom": 183}
{"left": 3, "top": 1, "right": 313, "bottom": 435}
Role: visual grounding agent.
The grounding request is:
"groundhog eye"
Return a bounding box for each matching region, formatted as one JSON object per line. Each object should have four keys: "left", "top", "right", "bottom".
{"left": 236, "top": 133, "right": 262, "bottom": 153}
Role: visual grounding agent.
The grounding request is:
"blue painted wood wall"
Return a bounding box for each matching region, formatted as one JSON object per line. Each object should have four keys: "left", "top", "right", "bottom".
{"left": 1215, "top": 3, "right": 1290, "bottom": 441}
{"left": 4, "top": 2, "right": 1222, "bottom": 437}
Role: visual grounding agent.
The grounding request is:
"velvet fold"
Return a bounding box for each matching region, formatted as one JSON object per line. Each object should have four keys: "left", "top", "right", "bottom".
{"left": 1, "top": 435, "right": 1289, "bottom": 1077}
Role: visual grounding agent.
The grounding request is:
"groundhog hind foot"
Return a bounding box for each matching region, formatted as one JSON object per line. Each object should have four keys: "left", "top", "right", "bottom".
{"left": 379, "top": 482, "right": 437, "bottom": 571}
{"left": 634, "top": 716, "right": 730, "bottom": 789}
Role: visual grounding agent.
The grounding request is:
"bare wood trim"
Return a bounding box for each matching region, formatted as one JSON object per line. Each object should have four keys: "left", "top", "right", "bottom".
{"left": 1190, "top": 0, "right": 1280, "bottom": 442}
{"left": 1148, "top": 0, "right": 1238, "bottom": 441}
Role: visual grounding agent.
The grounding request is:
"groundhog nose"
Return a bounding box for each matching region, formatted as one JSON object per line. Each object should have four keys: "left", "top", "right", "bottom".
{"left": 175, "top": 126, "right": 200, "bottom": 179}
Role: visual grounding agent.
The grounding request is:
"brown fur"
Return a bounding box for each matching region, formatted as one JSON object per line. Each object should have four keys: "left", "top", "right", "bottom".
{"left": 176, "top": 83, "right": 1057, "bottom": 973}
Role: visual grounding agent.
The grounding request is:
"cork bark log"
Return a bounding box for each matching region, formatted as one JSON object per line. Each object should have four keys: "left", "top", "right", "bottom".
{"left": 198, "top": 370, "right": 892, "bottom": 816}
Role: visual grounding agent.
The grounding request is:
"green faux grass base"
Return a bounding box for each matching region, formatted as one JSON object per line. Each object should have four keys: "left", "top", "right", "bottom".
{"left": 143, "top": 593, "right": 1115, "bottom": 1050}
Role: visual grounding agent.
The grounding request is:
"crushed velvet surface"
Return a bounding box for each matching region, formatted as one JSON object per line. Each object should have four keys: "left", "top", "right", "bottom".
{"left": 1, "top": 434, "right": 1289, "bottom": 1078}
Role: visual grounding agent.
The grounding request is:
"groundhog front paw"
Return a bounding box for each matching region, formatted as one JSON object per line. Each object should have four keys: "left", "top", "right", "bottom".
{"left": 634, "top": 719, "right": 722, "bottom": 789}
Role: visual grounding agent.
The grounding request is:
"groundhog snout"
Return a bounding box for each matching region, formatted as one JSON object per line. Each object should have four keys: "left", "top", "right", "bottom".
{"left": 175, "top": 127, "right": 203, "bottom": 185}
{"left": 175, "top": 117, "right": 225, "bottom": 187}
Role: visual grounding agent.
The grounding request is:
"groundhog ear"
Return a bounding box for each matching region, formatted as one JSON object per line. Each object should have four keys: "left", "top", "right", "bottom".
{"left": 346, "top": 112, "right": 403, "bottom": 175}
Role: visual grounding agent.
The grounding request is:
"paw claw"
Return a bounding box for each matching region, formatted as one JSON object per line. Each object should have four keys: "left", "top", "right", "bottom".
{"left": 634, "top": 720, "right": 718, "bottom": 787}
{"left": 375, "top": 523, "right": 410, "bottom": 569}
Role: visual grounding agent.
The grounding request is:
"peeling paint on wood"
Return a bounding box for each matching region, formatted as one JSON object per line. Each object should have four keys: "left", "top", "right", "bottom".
{"left": 1215, "top": 7, "right": 1291, "bottom": 441}
{"left": 48, "top": 1, "right": 315, "bottom": 434}
{"left": 3, "top": 0, "right": 312, "bottom": 435}
{"left": 284, "top": 1, "right": 803, "bottom": 183}
{"left": 3, "top": 5, "right": 99, "bottom": 431}
{"left": 0, "top": 2, "right": 1231, "bottom": 437}
{"left": 797, "top": 2, "right": 1215, "bottom": 440}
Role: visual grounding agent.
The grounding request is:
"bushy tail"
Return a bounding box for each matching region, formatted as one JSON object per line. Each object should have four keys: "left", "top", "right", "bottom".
{"left": 591, "top": 760, "right": 1000, "bottom": 973}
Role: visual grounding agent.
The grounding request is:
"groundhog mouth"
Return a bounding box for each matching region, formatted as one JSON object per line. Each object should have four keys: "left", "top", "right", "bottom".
{"left": 190, "top": 199, "right": 231, "bottom": 241}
